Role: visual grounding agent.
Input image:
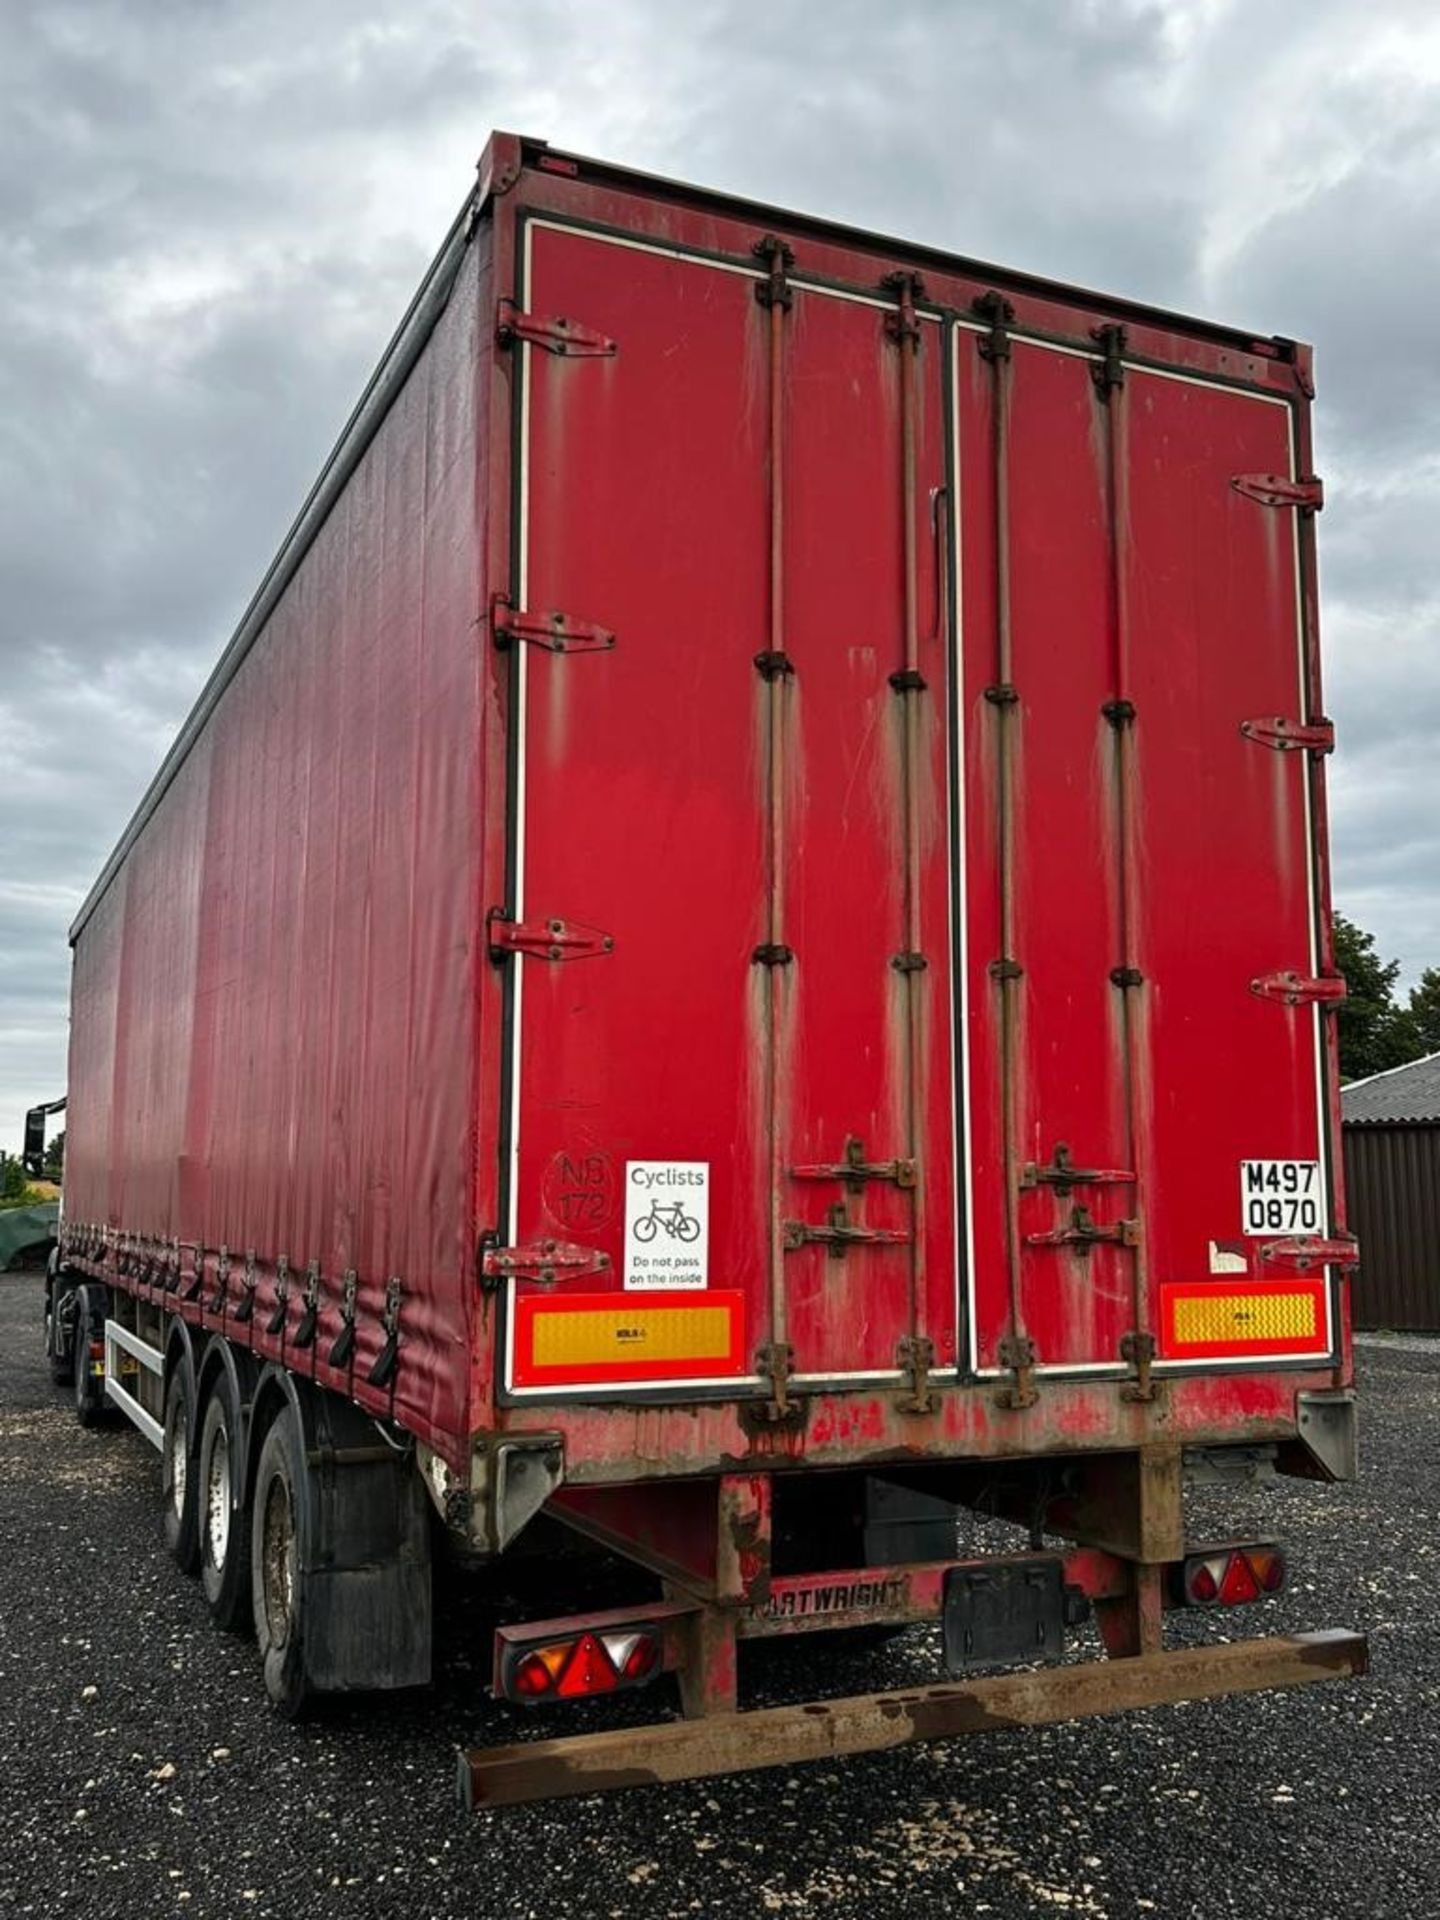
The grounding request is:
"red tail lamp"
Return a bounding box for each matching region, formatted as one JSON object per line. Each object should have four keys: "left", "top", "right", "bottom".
{"left": 502, "top": 1625, "right": 664, "bottom": 1705}
{"left": 1180, "top": 1543, "right": 1286, "bottom": 1610}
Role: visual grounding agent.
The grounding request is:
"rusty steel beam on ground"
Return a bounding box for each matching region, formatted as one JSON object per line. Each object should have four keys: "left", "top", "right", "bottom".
{"left": 458, "top": 1628, "right": 1367, "bottom": 1809}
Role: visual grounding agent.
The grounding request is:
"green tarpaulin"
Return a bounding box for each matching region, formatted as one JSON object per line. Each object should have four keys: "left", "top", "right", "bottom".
{"left": 0, "top": 1202, "right": 58, "bottom": 1272}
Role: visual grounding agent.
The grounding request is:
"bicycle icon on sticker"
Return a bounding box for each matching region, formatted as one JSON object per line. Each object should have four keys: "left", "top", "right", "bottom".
{"left": 632, "top": 1199, "right": 702, "bottom": 1245}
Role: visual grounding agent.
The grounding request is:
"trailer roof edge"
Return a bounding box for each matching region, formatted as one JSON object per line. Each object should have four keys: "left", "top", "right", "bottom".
{"left": 513, "top": 134, "right": 1310, "bottom": 362}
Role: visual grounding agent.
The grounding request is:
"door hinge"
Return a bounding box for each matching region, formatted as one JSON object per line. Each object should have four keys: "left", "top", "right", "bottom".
{"left": 1020, "top": 1144, "right": 1135, "bottom": 1195}
{"left": 1250, "top": 970, "right": 1347, "bottom": 1008}
{"left": 754, "top": 1340, "right": 799, "bottom": 1423}
{"left": 1257, "top": 1234, "right": 1359, "bottom": 1273}
{"left": 1241, "top": 715, "right": 1335, "bottom": 756}
{"left": 481, "top": 1240, "right": 612, "bottom": 1286}
{"left": 491, "top": 596, "right": 615, "bottom": 655}
{"left": 791, "top": 1136, "right": 917, "bottom": 1191}
{"left": 488, "top": 912, "right": 614, "bottom": 962}
{"left": 1119, "top": 1328, "right": 1157, "bottom": 1404}
{"left": 1231, "top": 472, "right": 1324, "bottom": 512}
{"left": 1025, "top": 1206, "right": 1140, "bottom": 1254}
{"left": 495, "top": 298, "right": 616, "bottom": 358}
{"left": 896, "top": 1334, "right": 938, "bottom": 1415}
{"left": 783, "top": 1202, "right": 911, "bottom": 1259}
{"left": 995, "top": 1332, "right": 1038, "bottom": 1411}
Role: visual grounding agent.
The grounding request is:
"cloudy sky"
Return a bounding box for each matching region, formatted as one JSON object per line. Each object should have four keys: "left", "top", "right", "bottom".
{"left": 2, "top": 0, "right": 1438, "bottom": 1149}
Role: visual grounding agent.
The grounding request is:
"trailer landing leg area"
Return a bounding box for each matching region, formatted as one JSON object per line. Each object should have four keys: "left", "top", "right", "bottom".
{"left": 458, "top": 1630, "right": 1367, "bottom": 1808}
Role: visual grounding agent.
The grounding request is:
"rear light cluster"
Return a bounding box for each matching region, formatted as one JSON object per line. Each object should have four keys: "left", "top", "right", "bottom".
{"left": 1179, "top": 1542, "right": 1286, "bottom": 1609}
{"left": 504, "top": 1627, "right": 662, "bottom": 1704}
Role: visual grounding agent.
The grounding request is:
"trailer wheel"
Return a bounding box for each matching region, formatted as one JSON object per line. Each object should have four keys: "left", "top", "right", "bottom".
{"left": 198, "top": 1376, "right": 251, "bottom": 1632}
{"left": 251, "top": 1408, "right": 312, "bottom": 1718}
{"left": 162, "top": 1365, "right": 201, "bottom": 1573}
{"left": 72, "top": 1286, "right": 108, "bottom": 1429}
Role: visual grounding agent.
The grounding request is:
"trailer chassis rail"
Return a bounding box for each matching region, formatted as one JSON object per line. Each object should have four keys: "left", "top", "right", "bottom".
{"left": 458, "top": 1628, "right": 1366, "bottom": 1808}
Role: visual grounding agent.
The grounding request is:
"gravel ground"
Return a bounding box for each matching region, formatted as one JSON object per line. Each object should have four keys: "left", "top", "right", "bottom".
{"left": 0, "top": 1276, "right": 1435, "bottom": 1920}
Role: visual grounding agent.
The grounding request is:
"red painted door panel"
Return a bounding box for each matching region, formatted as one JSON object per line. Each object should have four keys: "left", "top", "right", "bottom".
{"left": 507, "top": 226, "right": 955, "bottom": 1392}
{"left": 773, "top": 287, "right": 954, "bottom": 1382}
{"left": 1126, "top": 373, "right": 1327, "bottom": 1318}
{"left": 958, "top": 337, "right": 1134, "bottom": 1371}
{"left": 507, "top": 225, "right": 767, "bottom": 1393}
{"left": 960, "top": 332, "right": 1329, "bottom": 1373}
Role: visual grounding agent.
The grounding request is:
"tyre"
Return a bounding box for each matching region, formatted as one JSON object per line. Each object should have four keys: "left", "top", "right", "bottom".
{"left": 197, "top": 1376, "right": 251, "bottom": 1632}
{"left": 162, "top": 1363, "right": 201, "bottom": 1573}
{"left": 45, "top": 1270, "right": 76, "bottom": 1386}
{"left": 677, "top": 1214, "right": 701, "bottom": 1243}
{"left": 633, "top": 1214, "right": 657, "bottom": 1243}
{"left": 72, "top": 1286, "right": 108, "bottom": 1428}
{"left": 251, "top": 1407, "right": 312, "bottom": 1718}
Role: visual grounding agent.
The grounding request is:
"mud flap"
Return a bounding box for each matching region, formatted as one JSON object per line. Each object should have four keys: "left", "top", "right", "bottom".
{"left": 282, "top": 1378, "right": 433, "bottom": 1692}
{"left": 303, "top": 1464, "right": 433, "bottom": 1693}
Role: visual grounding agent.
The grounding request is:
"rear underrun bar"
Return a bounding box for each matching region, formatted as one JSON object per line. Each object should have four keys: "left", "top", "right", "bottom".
{"left": 458, "top": 1628, "right": 1367, "bottom": 1808}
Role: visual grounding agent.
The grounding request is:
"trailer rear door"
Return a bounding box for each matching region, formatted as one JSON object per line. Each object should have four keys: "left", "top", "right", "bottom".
{"left": 501, "top": 219, "right": 957, "bottom": 1398}
{"left": 957, "top": 331, "right": 1335, "bottom": 1378}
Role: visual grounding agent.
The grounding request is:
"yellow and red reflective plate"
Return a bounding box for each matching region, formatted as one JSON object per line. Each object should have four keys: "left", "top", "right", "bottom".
{"left": 512, "top": 1289, "right": 747, "bottom": 1389}
{"left": 1159, "top": 1279, "right": 1329, "bottom": 1360}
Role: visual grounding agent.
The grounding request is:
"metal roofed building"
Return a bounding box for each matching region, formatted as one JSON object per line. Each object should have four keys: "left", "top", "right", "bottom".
{"left": 1342, "top": 1051, "right": 1440, "bottom": 1331}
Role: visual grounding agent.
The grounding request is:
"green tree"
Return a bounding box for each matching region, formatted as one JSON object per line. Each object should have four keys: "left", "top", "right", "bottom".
{"left": 1405, "top": 968, "right": 1440, "bottom": 1057}
{"left": 0, "top": 1153, "right": 36, "bottom": 1209}
{"left": 1333, "top": 913, "right": 1421, "bottom": 1081}
{"left": 42, "top": 1130, "right": 64, "bottom": 1183}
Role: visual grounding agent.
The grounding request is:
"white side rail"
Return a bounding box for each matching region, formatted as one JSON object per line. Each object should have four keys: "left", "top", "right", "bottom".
{"left": 103, "top": 1319, "right": 165, "bottom": 1450}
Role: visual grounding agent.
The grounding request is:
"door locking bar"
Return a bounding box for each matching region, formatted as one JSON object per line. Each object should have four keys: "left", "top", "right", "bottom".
{"left": 783, "top": 1203, "right": 911, "bottom": 1259}
{"left": 1025, "top": 1206, "right": 1140, "bottom": 1254}
{"left": 1020, "top": 1143, "right": 1135, "bottom": 1195}
{"left": 791, "top": 1135, "right": 917, "bottom": 1191}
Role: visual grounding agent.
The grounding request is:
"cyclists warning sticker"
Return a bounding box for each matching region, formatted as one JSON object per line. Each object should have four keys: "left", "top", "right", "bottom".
{"left": 624, "top": 1161, "right": 709, "bottom": 1290}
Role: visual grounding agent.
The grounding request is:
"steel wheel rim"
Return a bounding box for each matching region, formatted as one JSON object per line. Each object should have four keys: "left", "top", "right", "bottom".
{"left": 261, "top": 1473, "right": 295, "bottom": 1647}
{"left": 167, "top": 1404, "right": 188, "bottom": 1518}
{"left": 205, "top": 1419, "right": 231, "bottom": 1568}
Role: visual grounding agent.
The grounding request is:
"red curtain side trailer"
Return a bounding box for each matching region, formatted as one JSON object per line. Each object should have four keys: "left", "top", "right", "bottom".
{"left": 53, "top": 133, "right": 1365, "bottom": 1802}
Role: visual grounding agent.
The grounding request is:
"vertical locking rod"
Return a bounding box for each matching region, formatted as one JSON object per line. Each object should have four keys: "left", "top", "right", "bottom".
{"left": 884, "top": 270, "right": 933, "bottom": 1412}
{"left": 1094, "top": 325, "right": 1154, "bottom": 1401}
{"left": 754, "top": 235, "right": 795, "bottom": 1412}
{"left": 975, "top": 293, "right": 1034, "bottom": 1409}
